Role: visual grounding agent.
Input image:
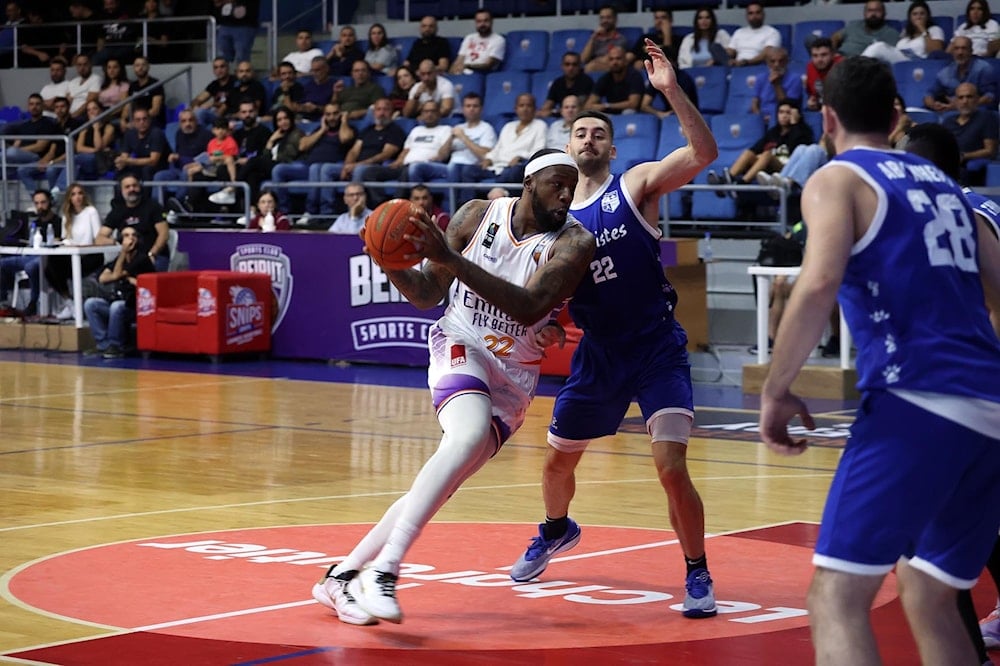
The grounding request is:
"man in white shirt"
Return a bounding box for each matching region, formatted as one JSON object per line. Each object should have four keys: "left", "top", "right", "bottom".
{"left": 449, "top": 9, "right": 505, "bottom": 74}
{"left": 726, "top": 1, "right": 781, "bottom": 67}
{"left": 40, "top": 57, "right": 70, "bottom": 115}
{"left": 280, "top": 29, "right": 325, "bottom": 76}
{"left": 328, "top": 183, "right": 371, "bottom": 234}
{"left": 66, "top": 53, "right": 103, "bottom": 120}
{"left": 462, "top": 93, "right": 547, "bottom": 186}
{"left": 403, "top": 60, "right": 456, "bottom": 119}
{"left": 546, "top": 95, "right": 579, "bottom": 149}
{"left": 409, "top": 91, "right": 497, "bottom": 186}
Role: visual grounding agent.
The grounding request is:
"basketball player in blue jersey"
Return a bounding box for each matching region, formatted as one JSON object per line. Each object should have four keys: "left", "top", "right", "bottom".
{"left": 903, "top": 122, "right": 1000, "bottom": 664}
{"left": 311, "top": 149, "right": 595, "bottom": 625}
{"left": 760, "top": 57, "right": 1000, "bottom": 664}
{"left": 509, "top": 38, "right": 722, "bottom": 619}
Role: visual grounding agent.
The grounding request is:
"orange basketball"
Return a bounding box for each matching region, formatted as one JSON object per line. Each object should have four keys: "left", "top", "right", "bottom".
{"left": 364, "top": 199, "right": 428, "bottom": 270}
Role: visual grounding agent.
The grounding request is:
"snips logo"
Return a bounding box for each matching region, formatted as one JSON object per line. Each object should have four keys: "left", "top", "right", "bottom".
{"left": 225, "top": 285, "right": 265, "bottom": 346}
{"left": 230, "top": 244, "right": 292, "bottom": 332}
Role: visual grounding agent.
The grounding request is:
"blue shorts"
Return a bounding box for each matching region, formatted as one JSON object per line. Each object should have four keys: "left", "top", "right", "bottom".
{"left": 814, "top": 391, "right": 1000, "bottom": 587}
{"left": 549, "top": 319, "right": 693, "bottom": 442}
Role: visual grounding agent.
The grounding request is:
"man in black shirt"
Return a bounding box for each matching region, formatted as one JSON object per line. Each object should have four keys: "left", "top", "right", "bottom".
{"left": 3, "top": 93, "right": 57, "bottom": 166}
{"left": 124, "top": 56, "right": 166, "bottom": 129}
{"left": 537, "top": 52, "right": 594, "bottom": 118}
{"left": 325, "top": 25, "right": 364, "bottom": 77}
{"left": 115, "top": 108, "right": 169, "bottom": 181}
{"left": 233, "top": 60, "right": 267, "bottom": 115}
{"left": 98, "top": 174, "right": 170, "bottom": 272}
{"left": 206, "top": 99, "right": 271, "bottom": 207}
{"left": 16, "top": 96, "right": 77, "bottom": 195}
{"left": 192, "top": 58, "right": 240, "bottom": 127}
{"left": 404, "top": 16, "right": 452, "bottom": 73}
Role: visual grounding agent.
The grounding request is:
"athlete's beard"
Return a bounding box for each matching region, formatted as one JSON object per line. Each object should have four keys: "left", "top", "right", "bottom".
{"left": 531, "top": 196, "right": 566, "bottom": 233}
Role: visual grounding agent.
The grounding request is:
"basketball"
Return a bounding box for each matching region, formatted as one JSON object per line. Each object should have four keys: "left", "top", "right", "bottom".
{"left": 364, "top": 199, "right": 427, "bottom": 270}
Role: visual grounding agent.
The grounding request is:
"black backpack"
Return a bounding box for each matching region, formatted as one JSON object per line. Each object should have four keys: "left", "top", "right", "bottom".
{"left": 756, "top": 232, "right": 803, "bottom": 268}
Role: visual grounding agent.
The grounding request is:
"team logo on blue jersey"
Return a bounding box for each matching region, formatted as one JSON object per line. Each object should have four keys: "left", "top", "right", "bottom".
{"left": 601, "top": 190, "right": 621, "bottom": 213}
{"left": 229, "top": 243, "right": 293, "bottom": 332}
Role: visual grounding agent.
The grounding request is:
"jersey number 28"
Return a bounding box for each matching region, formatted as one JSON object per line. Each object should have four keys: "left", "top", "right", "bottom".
{"left": 909, "top": 190, "right": 977, "bottom": 273}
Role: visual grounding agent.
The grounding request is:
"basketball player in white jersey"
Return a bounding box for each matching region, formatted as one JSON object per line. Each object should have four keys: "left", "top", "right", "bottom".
{"left": 312, "top": 149, "right": 596, "bottom": 624}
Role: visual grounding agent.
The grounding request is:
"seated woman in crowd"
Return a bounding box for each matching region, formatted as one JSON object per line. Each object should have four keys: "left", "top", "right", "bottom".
{"left": 97, "top": 59, "right": 131, "bottom": 115}
{"left": 388, "top": 66, "right": 416, "bottom": 119}
{"left": 243, "top": 190, "right": 291, "bottom": 231}
{"left": 677, "top": 7, "right": 730, "bottom": 69}
{"left": 954, "top": 0, "right": 998, "bottom": 57}
{"left": 708, "top": 100, "right": 815, "bottom": 195}
{"left": 889, "top": 94, "right": 916, "bottom": 148}
{"left": 365, "top": 23, "right": 398, "bottom": 77}
{"left": 862, "top": 0, "right": 945, "bottom": 64}
{"left": 75, "top": 100, "right": 118, "bottom": 179}
{"left": 47, "top": 183, "right": 105, "bottom": 321}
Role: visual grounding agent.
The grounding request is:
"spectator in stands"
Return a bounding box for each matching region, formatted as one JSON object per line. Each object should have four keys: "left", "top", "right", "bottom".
{"left": 230, "top": 60, "right": 267, "bottom": 116}
{"left": 75, "top": 100, "right": 117, "bottom": 180}
{"left": 92, "top": 0, "right": 138, "bottom": 67}
{"left": 17, "top": 96, "right": 77, "bottom": 195}
{"left": 537, "top": 51, "right": 593, "bottom": 119}
{"left": 48, "top": 182, "right": 105, "bottom": 321}
{"left": 831, "top": 0, "right": 899, "bottom": 57}
{"left": 114, "top": 106, "right": 168, "bottom": 181}
{"left": 269, "top": 102, "right": 353, "bottom": 214}
{"left": 924, "top": 36, "right": 998, "bottom": 112}
{"left": 333, "top": 60, "right": 383, "bottom": 121}
{"left": 408, "top": 91, "right": 496, "bottom": 185}
{"left": 40, "top": 58, "right": 70, "bottom": 114}
{"left": 0, "top": 189, "right": 55, "bottom": 316}
{"left": 404, "top": 16, "right": 451, "bottom": 73}
{"left": 155, "top": 108, "right": 211, "bottom": 206}
{"left": 365, "top": 23, "right": 397, "bottom": 77}
{"left": 97, "top": 58, "right": 130, "bottom": 117}
{"left": 640, "top": 57, "right": 697, "bottom": 117}
{"left": 546, "top": 95, "right": 578, "bottom": 149}
{"left": 245, "top": 190, "right": 291, "bottom": 231}
{"left": 84, "top": 225, "right": 154, "bottom": 358}
{"left": 328, "top": 183, "right": 370, "bottom": 234}
{"left": 755, "top": 133, "right": 835, "bottom": 198}
{"left": 708, "top": 99, "right": 814, "bottom": 195}
{"left": 191, "top": 57, "right": 239, "bottom": 126}
{"left": 123, "top": 56, "right": 165, "bottom": 130}
{"left": 97, "top": 174, "right": 169, "bottom": 271}
{"left": 206, "top": 98, "right": 270, "bottom": 206}
{"left": 338, "top": 97, "right": 405, "bottom": 207}
{"left": 889, "top": 94, "right": 915, "bottom": 148}
{"left": 2, "top": 93, "right": 56, "bottom": 166}
{"left": 326, "top": 25, "right": 364, "bottom": 77}
{"left": 388, "top": 65, "right": 416, "bottom": 119}
{"left": 18, "top": 7, "right": 67, "bottom": 67}
{"left": 190, "top": 117, "right": 238, "bottom": 201}
{"left": 584, "top": 45, "right": 643, "bottom": 115}
{"left": 726, "top": 1, "right": 781, "bottom": 67}
{"left": 752, "top": 47, "right": 803, "bottom": 126}
{"left": 630, "top": 6, "right": 681, "bottom": 69}
{"left": 955, "top": 0, "right": 999, "bottom": 57}
{"left": 403, "top": 59, "right": 455, "bottom": 119}
{"left": 281, "top": 29, "right": 324, "bottom": 76}
{"left": 299, "top": 56, "right": 335, "bottom": 121}
{"left": 264, "top": 61, "right": 304, "bottom": 121}
{"left": 861, "top": 0, "right": 945, "bottom": 64}
{"left": 136, "top": 0, "right": 172, "bottom": 63}
{"left": 409, "top": 183, "right": 450, "bottom": 231}
{"left": 462, "top": 93, "right": 546, "bottom": 187}
{"left": 581, "top": 4, "right": 630, "bottom": 74}
{"left": 353, "top": 99, "right": 451, "bottom": 206}
{"left": 449, "top": 9, "right": 504, "bottom": 75}
{"left": 214, "top": 0, "right": 258, "bottom": 65}
{"left": 942, "top": 82, "right": 998, "bottom": 186}
{"left": 66, "top": 53, "right": 102, "bottom": 120}
{"left": 805, "top": 38, "right": 841, "bottom": 111}
{"left": 678, "top": 7, "right": 730, "bottom": 69}
{"left": 67, "top": 2, "right": 100, "bottom": 55}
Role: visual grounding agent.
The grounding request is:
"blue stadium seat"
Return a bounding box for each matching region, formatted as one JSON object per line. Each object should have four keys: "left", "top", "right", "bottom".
{"left": 611, "top": 114, "right": 659, "bottom": 144}
{"left": 448, "top": 36, "right": 464, "bottom": 61}
{"left": 376, "top": 75, "right": 395, "bottom": 96}
{"left": 724, "top": 64, "right": 768, "bottom": 115}
{"left": 893, "top": 60, "right": 947, "bottom": 108}
{"left": 790, "top": 20, "right": 845, "bottom": 64}
{"left": 772, "top": 23, "right": 793, "bottom": 51}
{"left": 986, "top": 161, "right": 1000, "bottom": 186}
{"left": 531, "top": 71, "right": 555, "bottom": 108}
{"left": 620, "top": 27, "right": 644, "bottom": 52}
{"left": 934, "top": 16, "right": 954, "bottom": 44}
{"left": 483, "top": 71, "right": 532, "bottom": 119}
{"left": 550, "top": 29, "right": 592, "bottom": 60}
{"left": 504, "top": 30, "right": 550, "bottom": 72}
{"left": 906, "top": 108, "right": 939, "bottom": 125}
{"left": 448, "top": 73, "right": 485, "bottom": 103}
{"left": 802, "top": 110, "right": 823, "bottom": 139}
{"left": 711, "top": 113, "right": 765, "bottom": 153}
{"left": 686, "top": 66, "right": 727, "bottom": 114}
{"left": 393, "top": 36, "right": 416, "bottom": 64}
{"left": 691, "top": 161, "right": 738, "bottom": 220}
{"left": 613, "top": 136, "right": 657, "bottom": 171}
{"left": 657, "top": 115, "right": 688, "bottom": 218}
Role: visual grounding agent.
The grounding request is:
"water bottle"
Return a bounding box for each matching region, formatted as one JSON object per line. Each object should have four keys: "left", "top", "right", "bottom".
{"left": 45, "top": 223, "right": 55, "bottom": 246}
{"left": 30, "top": 222, "right": 41, "bottom": 248}
{"left": 261, "top": 212, "right": 276, "bottom": 232}
{"left": 702, "top": 232, "right": 714, "bottom": 264}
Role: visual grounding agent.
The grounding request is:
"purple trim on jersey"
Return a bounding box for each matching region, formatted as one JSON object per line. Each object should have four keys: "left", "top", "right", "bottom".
{"left": 431, "top": 374, "right": 490, "bottom": 409}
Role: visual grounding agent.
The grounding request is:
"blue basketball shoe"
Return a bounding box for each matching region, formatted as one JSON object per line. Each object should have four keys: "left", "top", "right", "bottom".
{"left": 510, "top": 519, "right": 582, "bottom": 582}
{"left": 683, "top": 568, "right": 718, "bottom": 618}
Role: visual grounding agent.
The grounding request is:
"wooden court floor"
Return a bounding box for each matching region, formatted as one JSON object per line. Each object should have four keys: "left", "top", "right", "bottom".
{"left": 0, "top": 357, "right": 996, "bottom": 665}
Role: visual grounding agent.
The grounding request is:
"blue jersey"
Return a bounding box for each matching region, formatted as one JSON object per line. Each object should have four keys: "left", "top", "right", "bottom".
{"left": 567, "top": 174, "right": 678, "bottom": 341}
{"left": 963, "top": 187, "right": 1000, "bottom": 240}
{"left": 825, "top": 147, "right": 1000, "bottom": 400}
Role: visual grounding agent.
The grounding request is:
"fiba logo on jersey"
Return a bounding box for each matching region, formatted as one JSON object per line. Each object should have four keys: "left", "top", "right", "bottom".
{"left": 229, "top": 244, "right": 293, "bottom": 332}
{"left": 601, "top": 191, "right": 620, "bottom": 213}
{"left": 482, "top": 222, "right": 500, "bottom": 249}
{"left": 451, "top": 344, "right": 467, "bottom": 367}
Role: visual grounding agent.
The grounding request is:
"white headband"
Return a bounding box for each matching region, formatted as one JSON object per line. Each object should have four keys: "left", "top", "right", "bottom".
{"left": 524, "top": 152, "right": 577, "bottom": 177}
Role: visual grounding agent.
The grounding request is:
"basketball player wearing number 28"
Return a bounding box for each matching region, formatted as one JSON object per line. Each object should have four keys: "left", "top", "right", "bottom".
{"left": 311, "top": 148, "right": 595, "bottom": 625}
{"left": 759, "top": 56, "right": 1000, "bottom": 665}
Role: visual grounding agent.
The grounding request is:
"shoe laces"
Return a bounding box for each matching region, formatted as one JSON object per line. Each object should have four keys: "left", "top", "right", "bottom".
{"left": 374, "top": 571, "right": 398, "bottom": 598}
{"left": 523, "top": 534, "right": 552, "bottom": 560}
{"left": 686, "top": 569, "right": 712, "bottom": 596}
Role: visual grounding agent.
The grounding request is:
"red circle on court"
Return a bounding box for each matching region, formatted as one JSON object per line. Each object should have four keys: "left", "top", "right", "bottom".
{"left": 8, "top": 523, "right": 897, "bottom": 652}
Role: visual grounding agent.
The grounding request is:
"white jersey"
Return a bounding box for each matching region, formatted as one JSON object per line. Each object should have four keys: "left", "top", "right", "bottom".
{"left": 438, "top": 197, "right": 577, "bottom": 365}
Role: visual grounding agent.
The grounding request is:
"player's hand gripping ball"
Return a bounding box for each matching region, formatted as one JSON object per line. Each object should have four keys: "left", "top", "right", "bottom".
{"left": 364, "top": 199, "right": 431, "bottom": 270}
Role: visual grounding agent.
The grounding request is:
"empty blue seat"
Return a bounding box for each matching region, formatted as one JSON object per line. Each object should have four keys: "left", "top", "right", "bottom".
{"left": 893, "top": 60, "right": 947, "bottom": 108}
{"left": 724, "top": 64, "right": 768, "bottom": 115}
{"left": 711, "top": 113, "right": 765, "bottom": 153}
{"left": 550, "top": 29, "right": 592, "bottom": 60}
{"left": 686, "top": 66, "right": 728, "bottom": 115}
{"left": 448, "top": 73, "right": 485, "bottom": 103}
{"left": 483, "top": 71, "right": 532, "bottom": 119}
{"left": 504, "top": 30, "right": 550, "bottom": 72}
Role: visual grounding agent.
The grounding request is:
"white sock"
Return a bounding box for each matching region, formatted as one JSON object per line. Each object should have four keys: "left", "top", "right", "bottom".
{"left": 331, "top": 495, "right": 407, "bottom": 577}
